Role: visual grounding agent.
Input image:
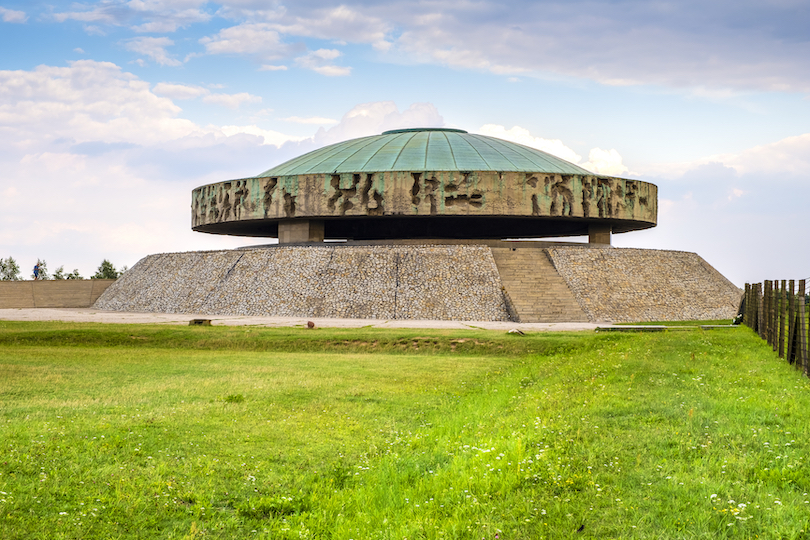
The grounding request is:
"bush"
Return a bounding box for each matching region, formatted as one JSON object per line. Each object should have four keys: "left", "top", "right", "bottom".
{"left": 53, "top": 266, "right": 84, "bottom": 280}
{"left": 0, "top": 257, "right": 21, "bottom": 280}
{"left": 93, "top": 259, "right": 120, "bottom": 279}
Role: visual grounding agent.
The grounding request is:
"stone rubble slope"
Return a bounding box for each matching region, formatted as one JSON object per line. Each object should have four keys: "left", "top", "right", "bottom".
{"left": 94, "top": 245, "right": 511, "bottom": 321}
{"left": 548, "top": 247, "right": 742, "bottom": 323}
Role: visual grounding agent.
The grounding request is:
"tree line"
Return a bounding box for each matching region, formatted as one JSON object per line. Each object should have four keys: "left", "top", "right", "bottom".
{"left": 0, "top": 258, "right": 127, "bottom": 281}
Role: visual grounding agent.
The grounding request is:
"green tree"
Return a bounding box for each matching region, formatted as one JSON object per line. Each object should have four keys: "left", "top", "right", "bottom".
{"left": 0, "top": 257, "right": 21, "bottom": 281}
{"left": 92, "top": 259, "right": 120, "bottom": 279}
{"left": 32, "top": 259, "right": 49, "bottom": 280}
{"left": 53, "top": 265, "right": 84, "bottom": 280}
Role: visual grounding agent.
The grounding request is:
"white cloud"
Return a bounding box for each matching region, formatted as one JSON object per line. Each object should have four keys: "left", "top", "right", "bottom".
{"left": 639, "top": 133, "right": 810, "bottom": 179}
{"left": 73, "top": 47, "right": 85, "bottom": 54}
{"left": 201, "top": 92, "right": 262, "bottom": 109}
{"left": 130, "top": 6, "right": 211, "bottom": 33}
{"left": 295, "top": 49, "right": 351, "bottom": 76}
{"left": 390, "top": 0, "right": 810, "bottom": 92}
{"left": 0, "top": 59, "right": 306, "bottom": 275}
{"left": 218, "top": 125, "right": 306, "bottom": 146}
{"left": 123, "top": 37, "right": 182, "bottom": 67}
{"left": 40, "top": 1, "right": 810, "bottom": 92}
{"left": 262, "top": 5, "right": 393, "bottom": 52}
{"left": 53, "top": 6, "right": 119, "bottom": 24}
{"left": 53, "top": 0, "right": 210, "bottom": 32}
{"left": 199, "top": 23, "right": 289, "bottom": 59}
{"left": 259, "top": 64, "right": 288, "bottom": 71}
{"left": 722, "top": 133, "right": 810, "bottom": 176}
{"left": 83, "top": 25, "right": 106, "bottom": 36}
{"left": 477, "top": 124, "right": 631, "bottom": 177}
{"left": 282, "top": 116, "right": 339, "bottom": 125}
{"left": 614, "top": 132, "right": 810, "bottom": 283}
{"left": 0, "top": 60, "right": 198, "bottom": 147}
{"left": 313, "top": 101, "right": 443, "bottom": 145}
{"left": 582, "top": 148, "right": 629, "bottom": 176}
{"left": 152, "top": 82, "right": 208, "bottom": 100}
{"left": 477, "top": 125, "right": 582, "bottom": 164}
{"left": 0, "top": 7, "right": 27, "bottom": 23}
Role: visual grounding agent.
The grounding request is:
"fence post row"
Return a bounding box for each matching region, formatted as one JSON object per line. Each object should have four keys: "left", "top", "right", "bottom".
{"left": 745, "top": 278, "right": 809, "bottom": 378}
{"left": 779, "top": 280, "right": 786, "bottom": 358}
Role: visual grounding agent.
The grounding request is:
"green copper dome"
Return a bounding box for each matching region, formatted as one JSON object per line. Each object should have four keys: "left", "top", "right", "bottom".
{"left": 255, "top": 128, "right": 592, "bottom": 177}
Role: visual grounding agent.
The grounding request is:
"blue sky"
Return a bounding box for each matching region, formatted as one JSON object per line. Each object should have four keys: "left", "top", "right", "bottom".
{"left": 1, "top": 0, "right": 809, "bottom": 285}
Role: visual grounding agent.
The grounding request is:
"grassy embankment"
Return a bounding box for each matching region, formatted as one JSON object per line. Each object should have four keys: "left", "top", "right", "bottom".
{"left": 1, "top": 321, "right": 809, "bottom": 539}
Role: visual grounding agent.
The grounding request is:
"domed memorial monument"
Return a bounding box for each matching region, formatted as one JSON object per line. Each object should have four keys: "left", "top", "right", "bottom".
{"left": 191, "top": 128, "right": 657, "bottom": 245}
{"left": 95, "top": 128, "right": 741, "bottom": 323}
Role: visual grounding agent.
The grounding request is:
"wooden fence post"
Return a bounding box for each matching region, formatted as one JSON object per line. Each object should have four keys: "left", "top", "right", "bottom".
{"left": 772, "top": 281, "right": 779, "bottom": 351}
{"left": 757, "top": 283, "right": 764, "bottom": 337}
{"left": 779, "top": 280, "right": 786, "bottom": 358}
{"left": 788, "top": 282, "right": 796, "bottom": 365}
{"left": 796, "top": 295, "right": 807, "bottom": 373}
{"left": 768, "top": 281, "right": 776, "bottom": 351}
{"left": 744, "top": 283, "right": 751, "bottom": 326}
{"left": 763, "top": 281, "right": 770, "bottom": 341}
{"left": 799, "top": 294, "right": 808, "bottom": 375}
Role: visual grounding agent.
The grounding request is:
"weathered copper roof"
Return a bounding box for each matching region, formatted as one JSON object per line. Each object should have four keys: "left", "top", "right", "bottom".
{"left": 256, "top": 128, "right": 592, "bottom": 176}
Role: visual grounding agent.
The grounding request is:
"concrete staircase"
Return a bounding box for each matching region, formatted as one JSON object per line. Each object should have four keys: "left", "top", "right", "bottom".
{"left": 491, "top": 247, "right": 589, "bottom": 323}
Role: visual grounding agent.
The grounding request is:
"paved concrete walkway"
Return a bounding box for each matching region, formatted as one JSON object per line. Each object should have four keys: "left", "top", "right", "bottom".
{"left": 0, "top": 308, "right": 604, "bottom": 332}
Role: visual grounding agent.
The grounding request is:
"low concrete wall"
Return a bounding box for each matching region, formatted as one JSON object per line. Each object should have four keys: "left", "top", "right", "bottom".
{"left": 94, "top": 246, "right": 511, "bottom": 321}
{"left": 0, "top": 280, "right": 116, "bottom": 309}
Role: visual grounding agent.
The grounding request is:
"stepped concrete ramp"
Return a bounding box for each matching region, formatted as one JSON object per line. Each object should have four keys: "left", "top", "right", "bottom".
{"left": 491, "top": 246, "right": 589, "bottom": 323}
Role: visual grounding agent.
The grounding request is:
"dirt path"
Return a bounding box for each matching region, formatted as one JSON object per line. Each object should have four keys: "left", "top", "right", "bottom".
{"left": 0, "top": 307, "right": 604, "bottom": 332}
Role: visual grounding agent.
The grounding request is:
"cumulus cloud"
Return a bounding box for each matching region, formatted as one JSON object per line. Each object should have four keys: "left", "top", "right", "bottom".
{"left": 199, "top": 23, "right": 291, "bottom": 59}
{"left": 0, "top": 7, "right": 27, "bottom": 23}
{"left": 152, "top": 82, "right": 208, "bottom": 100}
{"left": 0, "top": 60, "right": 198, "bottom": 147}
{"left": 387, "top": 0, "right": 810, "bottom": 92}
{"left": 123, "top": 37, "right": 182, "bottom": 66}
{"left": 260, "top": 5, "right": 392, "bottom": 52}
{"left": 477, "top": 125, "right": 582, "bottom": 164}
{"left": 295, "top": 49, "right": 351, "bottom": 76}
{"left": 201, "top": 92, "right": 262, "bottom": 109}
{"left": 313, "top": 102, "right": 443, "bottom": 145}
{"left": 259, "top": 64, "right": 288, "bottom": 71}
{"left": 151, "top": 82, "right": 261, "bottom": 108}
{"left": 44, "top": 0, "right": 810, "bottom": 91}
{"left": 282, "top": 116, "right": 339, "bottom": 125}
{"left": 0, "top": 60, "right": 305, "bottom": 275}
{"left": 614, "top": 131, "right": 810, "bottom": 284}
{"left": 582, "top": 148, "right": 629, "bottom": 176}
{"left": 476, "top": 124, "right": 630, "bottom": 176}
{"left": 53, "top": 0, "right": 210, "bottom": 32}
{"left": 218, "top": 125, "right": 306, "bottom": 146}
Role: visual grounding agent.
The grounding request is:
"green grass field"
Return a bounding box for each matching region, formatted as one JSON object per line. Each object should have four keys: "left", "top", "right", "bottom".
{"left": 1, "top": 321, "right": 810, "bottom": 539}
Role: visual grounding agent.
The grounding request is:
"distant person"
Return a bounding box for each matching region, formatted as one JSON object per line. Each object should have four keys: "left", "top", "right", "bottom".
{"left": 33, "top": 263, "right": 39, "bottom": 280}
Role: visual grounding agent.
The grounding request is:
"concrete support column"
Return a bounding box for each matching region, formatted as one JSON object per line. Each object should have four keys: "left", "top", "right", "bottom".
{"left": 278, "top": 220, "right": 325, "bottom": 244}
{"left": 588, "top": 224, "right": 612, "bottom": 245}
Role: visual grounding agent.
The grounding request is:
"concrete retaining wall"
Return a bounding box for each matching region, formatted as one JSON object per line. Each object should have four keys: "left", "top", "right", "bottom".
{"left": 0, "top": 280, "right": 116, "bottom": 308}
{"left": 94, "top": 245, "right": 511, "bottom": 321}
